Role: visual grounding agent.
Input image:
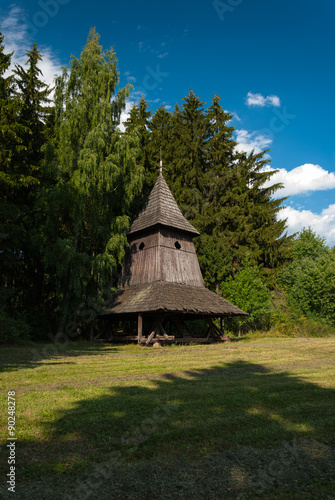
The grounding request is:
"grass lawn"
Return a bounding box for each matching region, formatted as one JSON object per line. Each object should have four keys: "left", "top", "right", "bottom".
{"left": 1, "top": 337, "right": 335, "bottom": 499}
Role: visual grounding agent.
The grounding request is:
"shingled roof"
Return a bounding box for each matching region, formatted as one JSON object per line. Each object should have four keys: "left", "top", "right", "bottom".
{"left": 99, "top": 281, "right": 247, "bottom": 317}
{"left": 128, "top": 173, "right": 200, "bottom": 236}
{"left": 100, "top": 171, "right": 248, "bottom": 322}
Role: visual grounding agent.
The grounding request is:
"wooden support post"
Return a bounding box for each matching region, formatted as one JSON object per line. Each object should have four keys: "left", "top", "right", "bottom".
{"left": 146, "top": 328, "right": 157, "bottom": 345}
{"left": 158, "top": 323, "right": 169, "bottom": 340}
{"left": 145, "top": 314, "right": 166, "bottom": 345}
{"left": 203, "top": 316, "right": 230, "bottom": 342}
{"left": 137, "top": 313, "right": 143, "bottom": 344}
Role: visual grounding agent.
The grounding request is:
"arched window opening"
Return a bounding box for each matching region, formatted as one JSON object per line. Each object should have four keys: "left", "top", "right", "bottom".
{"left": 174, "top": 241, "right": 181, "bottom": 249}
{"left": 139, "top": 242, "right": 145, "bottom": 250}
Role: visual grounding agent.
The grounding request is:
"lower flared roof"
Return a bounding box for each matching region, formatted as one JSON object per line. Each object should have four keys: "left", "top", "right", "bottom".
{"left": 99, "top": 281, "right": 247, "bottom": 317}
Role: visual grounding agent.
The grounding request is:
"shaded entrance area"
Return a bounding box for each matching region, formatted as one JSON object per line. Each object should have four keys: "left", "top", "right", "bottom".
{"left": 99, "top": 312, "right": 229, "bottom": 345}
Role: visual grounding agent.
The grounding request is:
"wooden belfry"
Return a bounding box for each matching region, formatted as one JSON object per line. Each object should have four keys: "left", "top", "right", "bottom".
{"left": 99, "top": 166, "right": 247, "bottom": 344}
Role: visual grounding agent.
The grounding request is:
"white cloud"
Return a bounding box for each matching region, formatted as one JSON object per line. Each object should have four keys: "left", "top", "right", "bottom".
{"left": 224, "top": 109, "right": 241, "bottom": 122}
{"left": 263, "top": 162, "right": 335, "bottom": 246}
{"left": 246, "top": 92, "right": 281, "bottom": 108}
{"left": 267, "top": 95, "right": 281, "bottom": 107}
{"left": 1, "top": 5, "right": 61, "bottom": 89}
{"left": 263, "top": 164, "right": 335, "bottom": 197}
{"left": 126, "top": 75, "right": 136, "bottom": 83}
{"left": 161, "top": 101, "right": 171, "bottom": 110}
{"left": 246, "top": 93, "right": 266, "bottom": 107}
{"left": 137, "top": 41, "right": 151, "bottom": 52}
{"left": 279, "top": 204, "right": 335, "bottom": 246}
{"left": 235, "top": 129, "right": 272, "bottom": 155}
{"left": 157, "top": 52, "right": 169, "bottom": 59}
{"left": 130, "top": 89, "right": 146, "bottom": 100}
{"left": 118, "top": 100, "right": 135, "bottom": 133}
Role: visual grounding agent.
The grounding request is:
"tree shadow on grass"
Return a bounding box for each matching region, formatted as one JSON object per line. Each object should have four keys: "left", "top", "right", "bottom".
{"left": 0, "top": 342, "right": 123, "bottom": 372}
{"left": 11, "top": 360, "right": 335, "bottom": 499}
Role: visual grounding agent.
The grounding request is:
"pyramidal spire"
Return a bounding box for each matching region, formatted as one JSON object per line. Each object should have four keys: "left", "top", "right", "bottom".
{"left": 128, "top": 167, "right": 200, "bottom": 236}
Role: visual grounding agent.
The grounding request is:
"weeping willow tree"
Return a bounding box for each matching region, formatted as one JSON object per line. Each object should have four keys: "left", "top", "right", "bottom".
{"left": 43, "top": 29, "right": 143, "bottom": 338}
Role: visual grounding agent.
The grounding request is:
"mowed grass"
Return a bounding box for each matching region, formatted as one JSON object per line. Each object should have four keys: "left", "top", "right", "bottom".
{"left": 1, "top": 338, "right": 335, "bottom": 499}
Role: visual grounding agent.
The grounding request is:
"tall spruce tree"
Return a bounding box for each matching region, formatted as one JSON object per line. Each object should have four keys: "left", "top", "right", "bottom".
{"left": 148, "top": 105, "right": 174, "bottom": 169}
{"left": 12, "top": 44, "right": 54, "bottom": 332}
{"left": 193, "top": 94, "right": 237, "bottom": 289}
{"left": 0, "top": 31, "right": 32, "bottom": 339}
{"left": 124, "top": 96, "right": 152, "bottom": 213}
{"left": 198, "top": 95, "right": 289, "bottom": 288}
{"left": 44, "top": 29, "right": 143, "bottom": 338}
{"left": 237, "top": 151, "right": 290, "bottom": 274}
{"left": 0, "top": 31, "right": 24, "bottom": 187}
{"left": 0, "top": 38, "right": 54, "bottom": 340}
{"left": 137, "top": 90, "right": 290, "bottom": 290}
{"left": 168, "top": 91, "right": 208, "bottom": 222}
{"left": 13, "top": 43, "right": 53, "bottom": 192}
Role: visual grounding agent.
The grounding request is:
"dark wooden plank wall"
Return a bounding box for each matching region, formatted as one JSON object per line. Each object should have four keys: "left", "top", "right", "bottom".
{"left": 122, "top": 228, "right": 204, "bottom": 287}
{"left": 160, "top": 232, "right": 204, "bottom": 286}
{"left": 123, "top": 232, "right": 160, "bottom": 286}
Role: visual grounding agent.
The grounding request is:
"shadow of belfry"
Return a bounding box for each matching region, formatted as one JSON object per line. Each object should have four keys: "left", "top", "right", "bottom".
{"left": 33, "top": 359, "right": 335, "bottom": 499}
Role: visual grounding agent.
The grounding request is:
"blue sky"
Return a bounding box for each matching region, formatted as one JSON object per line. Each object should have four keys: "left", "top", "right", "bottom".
{"left": 1, "top": 0, "right": 335, "bottom": 245}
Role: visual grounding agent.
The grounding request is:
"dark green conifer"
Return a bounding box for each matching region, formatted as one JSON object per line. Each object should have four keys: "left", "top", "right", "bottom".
{"left": 124, "top": 96, "right": 152, "bottom": 210}
{"left": 168, "top": 90, "right": 207, "bottom": 221}
{"left": 141, "top": 91, "right": 291, "bottom": 290}
{"left": 0, "top": 38, "right": 55, "bottom": 340}
{"left": 13, "top": 43, "right": 53, "bottom": 193}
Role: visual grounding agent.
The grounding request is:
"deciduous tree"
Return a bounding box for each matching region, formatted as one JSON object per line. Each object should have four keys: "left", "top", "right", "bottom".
{"left": 279, "top": 228, "right": 335, "bottom": 325}
{"left": 44, "top": 29, "right": 144, "bottom": 338}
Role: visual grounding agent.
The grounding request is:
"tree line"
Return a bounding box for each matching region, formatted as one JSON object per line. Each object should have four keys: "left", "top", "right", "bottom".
{"left": 1, "top": 28, "right": 333, "bottom": 342}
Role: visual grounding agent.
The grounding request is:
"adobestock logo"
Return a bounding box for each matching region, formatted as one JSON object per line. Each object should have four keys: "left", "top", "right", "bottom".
{"left": 213, "top": 0, "right": 243, "bottom": 22}
{"left": 25, "top": 0, "right": 71, "bottom": 37}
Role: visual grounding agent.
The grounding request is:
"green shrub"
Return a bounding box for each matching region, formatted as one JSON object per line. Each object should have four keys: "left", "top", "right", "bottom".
{"left": 0, "top": 309, "right": 32, "bottom": 343}
{"left": 221, "top": 256, "right": 271, "bottom": 334}
{"left": 279, "top": 228, "right": 335, "bottom": 327}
